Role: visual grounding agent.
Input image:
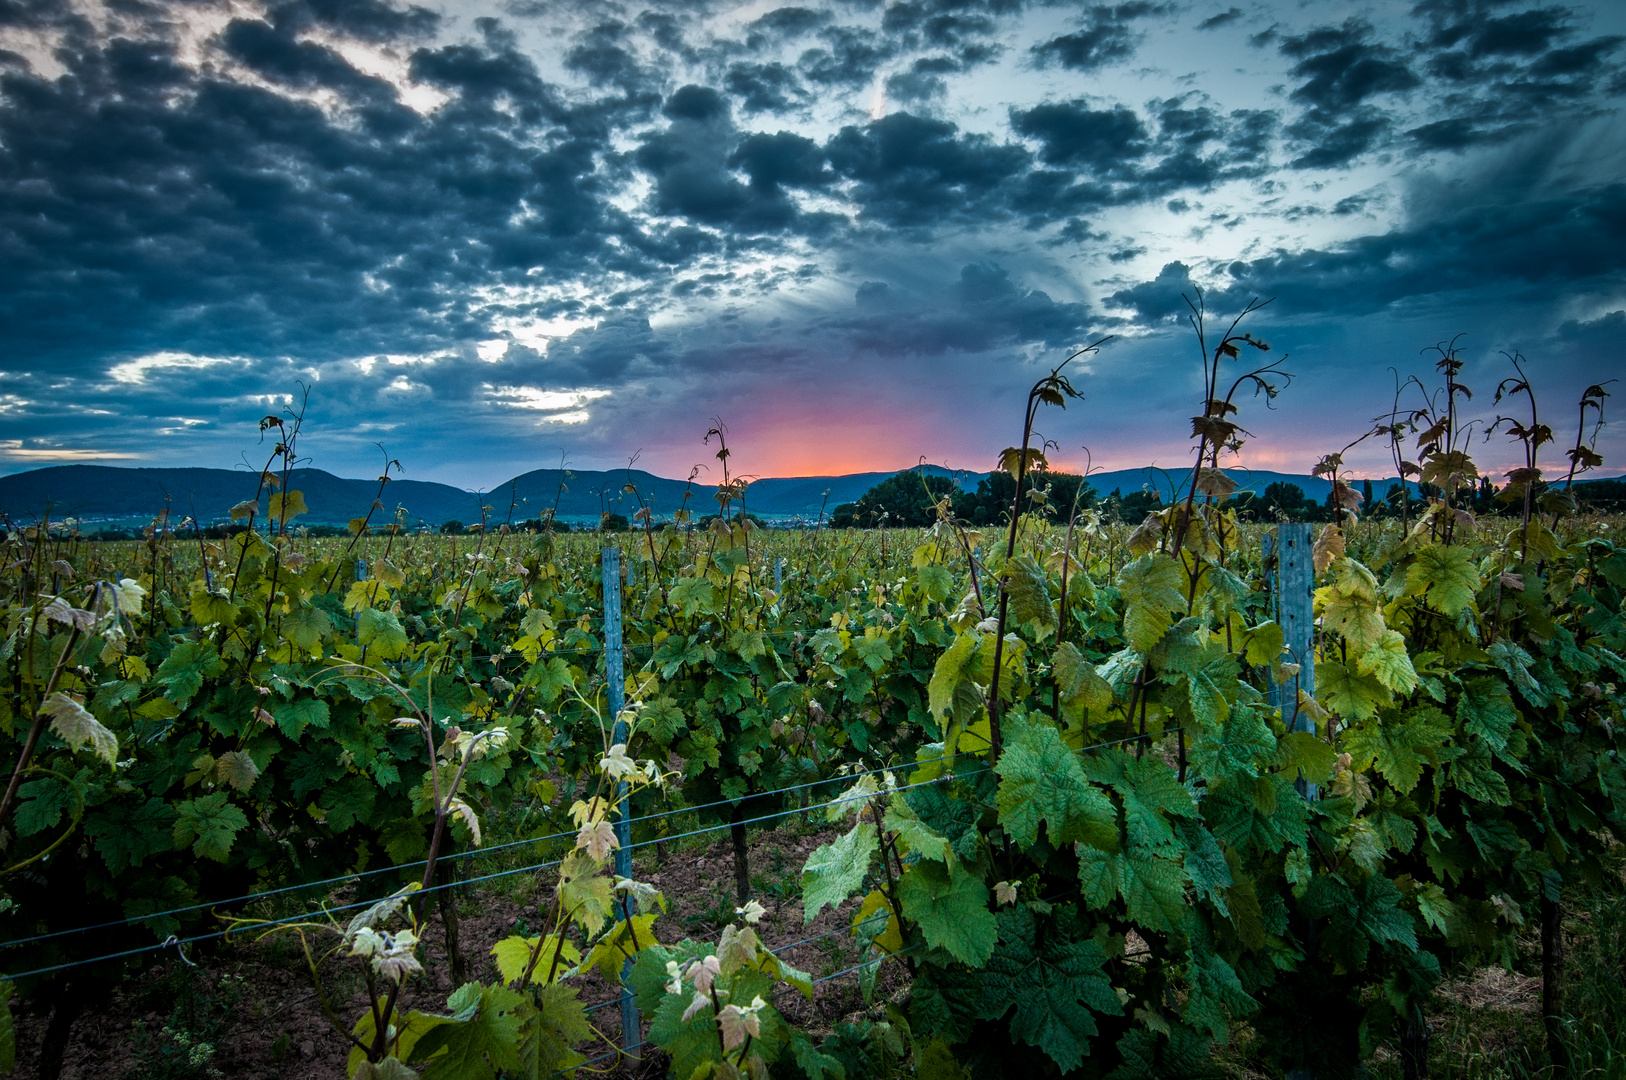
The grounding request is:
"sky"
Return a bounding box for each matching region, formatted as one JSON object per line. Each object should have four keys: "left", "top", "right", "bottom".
{"left": 1, "top": 0, "right": 1623, "bottom": 490}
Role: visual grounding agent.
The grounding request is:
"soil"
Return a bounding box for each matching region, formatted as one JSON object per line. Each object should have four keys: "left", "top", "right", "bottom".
{"left": 8, "top": 818, "right": 907, "bottom": 1080}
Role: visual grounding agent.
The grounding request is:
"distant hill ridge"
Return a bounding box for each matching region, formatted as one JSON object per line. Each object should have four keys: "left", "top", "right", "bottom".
{"left": 0, "top": 463, "right": 1617, "bottom": 527}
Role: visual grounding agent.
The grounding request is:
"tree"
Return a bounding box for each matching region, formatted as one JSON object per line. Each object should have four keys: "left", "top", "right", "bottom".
{"left": 953, "top": 470, "right": 1096, "bottom": 526}
{"left": 439, "top": 520, "right": 464, "bottom": 534}
{"left": 831, "top": 471, "right": 960, "bottom": 528}
{"left": 1260, "top": 482, "right": 1315, "bottom": 521}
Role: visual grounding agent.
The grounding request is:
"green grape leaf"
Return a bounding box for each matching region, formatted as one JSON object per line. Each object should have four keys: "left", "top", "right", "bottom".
{"left": 411, "top": 983, "right": 529, "bottom": 1080}
{"left": 1275, "top": 731, "right": 1337, "bottom": 786}
{"left": 928, "top": 631, "right": 988, "bottom": 723}
{"left": 1341, "top": 705, "right": 1454, "bottom": 794}
{"left": 1458, "top": 677, "right": 1516, "bottom": 752}
{"left": 556, "top": 852, "right": 616, "bottom": 936}
{"left": 1004, "top": 554, "right": 1057, "bottom": 639}
{"left": 977, "top": 907, "right": 1122, "bottom": 1072}
{"left": 1121, "top": 851, "right": 1188, "bottom": 933}
{"left": 854, "top": 632, "right": 893, "bottom": 672}
{"left": 283, "top": 604, "right": 332, "bottom": 651}
{"left": 1357, "top": 630, "right": 1418, "bottom": 695}
{"left": 898, "top": 859, "right": 997, "bottom": 966}
{"left": 669, "top": 576, "right": 716, "bottom": 616}
{"left": 172, "top": 791, "right": 249, "bottom": 862}
{"left": 1177, "top": 819, "right": 1232, "bottom": 915}
{"left": 1317, "top": 660, "right": 1392, "bottom": 721}
{"left": 1084, "top": 752, "right": 1196, "bottom": 853}
{"left": 154, "top": 640, "right": 224, "bottom": 708}
{"left": 526, "top": 656, "right": 575, "bottom": 705}
{"left": 272, "top": 697, "right": 330, "bottom": 739}
{"left": 883, "top": 799, "right": 950, "bottom": 863}
{"left": 918, "top": 564, "right": 953, "bottom": 603}
{"left": 381, "top": 817, "right": 428, "bottom": 865}
{"left": 791, "top": 1034, "right": 849, "bottom": 1080}
{"left": 1052, "top": 641, "right": 1113, "bottom": 715}
{"left": 1116, "top": 553, "right": 1185, "bottom": 653}
{"left": 1240, "top": 621, "right": 1285, "bottom": 668}
{"left": 189, "top": 587, "right": 238, "bottom": 627}
{"left": 515, "top": 983, "right": 592, "bottom": 1080}
{"left": 1407, "top": 544, "right": 1482, "bottom": 617}
{"left": 1182, "top": 946, "right": 1257, "bottom": 1042}
{"left": 996, "top": 716, "right": 1118, "bottom": 851}
{"left": 801, "top": 822, "right": 878, "bottom": 923}
{"left": 1321, "top": 590, "right": 1386, "bottom": 655}
{"left": 87, "top": 797, "right": 178, "bottom": 874}
{"left": 267, "top": 490, "right": 308, "bottom": 525}
{"left": 358, "top": 608, "right": 410, "bottom": 660}
{"left": 14, "top": 776, "right": 75, "bottom": 838}
{"left": 1076, "top": 845, "right": 1121, "bottom": 908}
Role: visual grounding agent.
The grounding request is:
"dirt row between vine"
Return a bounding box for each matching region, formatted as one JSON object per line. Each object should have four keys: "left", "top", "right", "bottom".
{"left": 8, "top": 818, "right": 915, "bottom": 1080}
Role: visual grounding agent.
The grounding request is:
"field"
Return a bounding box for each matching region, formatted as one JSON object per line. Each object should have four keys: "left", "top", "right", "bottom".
{"left": 2, "top": 347, "right": 1625, "bottom": 1080}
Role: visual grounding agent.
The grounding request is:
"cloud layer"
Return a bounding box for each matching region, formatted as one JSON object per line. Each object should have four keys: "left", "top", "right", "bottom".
{"left": 1, "top": 0, "right": 1622, "bottom": 486}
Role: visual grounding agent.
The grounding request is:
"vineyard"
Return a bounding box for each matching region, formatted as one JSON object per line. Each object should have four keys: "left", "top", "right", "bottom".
{"left": 1, "top": 324, "right": 1623, "bottom": 1080}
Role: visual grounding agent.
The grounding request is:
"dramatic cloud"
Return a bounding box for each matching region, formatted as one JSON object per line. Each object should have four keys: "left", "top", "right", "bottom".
{"left": 0, "top": 0, "right": 1622, "bottom": 487}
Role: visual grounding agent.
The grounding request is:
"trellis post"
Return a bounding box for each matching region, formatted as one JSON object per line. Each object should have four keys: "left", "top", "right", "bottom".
{"left": 1266, "top": 524, "right": 1318, "bottom": 798}
{"left": 601, "top": 546, "right": 641, "bottom": 1054}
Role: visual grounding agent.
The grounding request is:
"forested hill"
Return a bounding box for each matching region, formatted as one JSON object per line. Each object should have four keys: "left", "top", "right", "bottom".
{"left": 1, "top": 462, "right": 1620, "bottom": 527}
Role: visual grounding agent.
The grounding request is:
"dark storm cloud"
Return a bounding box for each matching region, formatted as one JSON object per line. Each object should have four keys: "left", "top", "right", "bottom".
{"left": 724, "top": 61, "right": 808, "bottom": 112}
{"left": 834, "top": 260, "right": 1097, "bottom": 357}
{"left": 1001, "top": 98, "right": 1276, "bottom": 224}
{"left": 1197, "top": 8, "right": 1242, "bottom": 31}
{"left": 1402, "top": 1, "right": 1626, "bottom": 150}
{"left": 746, "top": 6, "right": 830, "bottom": 40}
{"left": 1277, "top": 19, "right": 1420, "bottom": 168}
{"left": 797, "top": 23, "right": 898, "bottom": 88}
{"left": 633, "top": 85, "right": 837, "bottom": 234}
{"left": 1031, "top": 2, "right": 1169, "bottom": 72}
{"left": 826, "top": 112, "right": 1030, "bottom": 227}
{"left": 0, "top": 16, "right": 683, "bottom": 377}
{"left": 1110, "top": 183, "right": 1626, "bottom": 323}
{"left": 266, "top": 0, "right": 440, "bottom": 41}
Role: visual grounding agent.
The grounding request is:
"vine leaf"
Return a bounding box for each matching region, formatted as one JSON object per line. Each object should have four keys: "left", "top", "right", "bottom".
{"left": 996, "top": 717, "right": 1117, "bottom": 851}
{"left": 1406, "top": 545, "right": 1482, "bottom": 617}
{"left": 801, "top": 822, "right": 878, "bottom": 923}
{"left": 1004, "top": 554, "right": 1057, "bottom": 639}
{"left": 1357, "top": 630, "right": 1419, "bottom": 694}
{"left": 898, "top": 859, "right": 997, "bottom": 966}
{"left": 1053, "top": 642, "right": 1113, "bottom": 715}
{"left": 40, "top": 692, "right": 118, "bottom": 764}
{"left": 976, "top": 906, "right": 1121, "bottom": 1072}
{"left": 172, "top": 791, "right": 248, "bottom": 862}
{"left": 1117, "top": 554, "right": 1185, "bottom": 653}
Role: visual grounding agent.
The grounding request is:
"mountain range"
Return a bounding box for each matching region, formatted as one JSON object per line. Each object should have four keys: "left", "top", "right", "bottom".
{"left": 0, "top": 463, "right": 1615, "bottom": 529}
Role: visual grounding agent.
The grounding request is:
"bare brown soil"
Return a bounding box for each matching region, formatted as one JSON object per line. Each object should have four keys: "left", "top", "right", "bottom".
{"left": 8, "top": 819, "right": 906, "bottom": 1080}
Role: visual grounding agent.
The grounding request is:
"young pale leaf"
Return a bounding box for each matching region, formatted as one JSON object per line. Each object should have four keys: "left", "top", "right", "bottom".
{"left": 1003, "top": 554, "right": 1057, "bottom": 639}
{"left": 267, "top": 490, "right": 308, "bottom": 525}
{"left": 214, "top": 750, "right": 260, "bottom": 792}
{"left": 801, "top": 821, "right": 878, "bottom": 923}
{"left": 40, "top": 692, "right": 118, "bottom": 765}
{"left": 1357, "top": 630, "right": 1419, "bottom": 694}
{"left": 1116, "top": 553, "right": 1185, "bottom": 653}
{"left": 557, "top": 852, "right": 616, "bottom": 936}
{"left": 1406, "top": 544, "right": 1482, "bottom": 617}
{"left": 1052, "top": 642, "right": 1113, "bottom": 715}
